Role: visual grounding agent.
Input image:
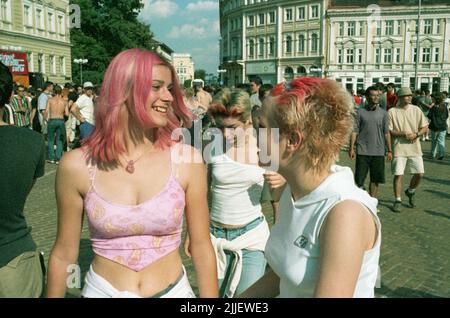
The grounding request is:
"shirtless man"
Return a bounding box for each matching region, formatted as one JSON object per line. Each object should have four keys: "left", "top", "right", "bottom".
{"left": 44, "top": 85, "right": 69, "bottom": 164}
{"left": 194, "top": 82, "right": 212, "bottom": 111}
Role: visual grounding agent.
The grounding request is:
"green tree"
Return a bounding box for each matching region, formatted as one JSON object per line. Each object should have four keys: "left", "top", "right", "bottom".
{"left": 70, "top": 0, "right": 154, "bottom": 85}
{"left": 194, "top": 69, "right": 206, "bottom": 81}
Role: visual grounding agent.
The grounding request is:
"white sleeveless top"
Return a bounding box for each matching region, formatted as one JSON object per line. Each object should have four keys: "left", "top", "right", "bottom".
{"left": 265, "top": 165, "right": 381, "bottom": 298}
{"left": 209, "top": 153, "right": 267, "bottom": 226}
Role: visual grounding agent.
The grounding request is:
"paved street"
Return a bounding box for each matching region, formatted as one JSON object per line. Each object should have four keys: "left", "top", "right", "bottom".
{"left": 24, "top": 138, "right": 450, "bottom": 298}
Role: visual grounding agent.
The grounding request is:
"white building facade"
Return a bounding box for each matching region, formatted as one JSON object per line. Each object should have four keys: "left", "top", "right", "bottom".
{"left": 326, "top": 2, "right": 450, "bottom": 93}
{"left": 219, "top": 0, "right": 327, "bottom": 86}
{"left": 172, "top": 53, "right": 195, "bottom": 85}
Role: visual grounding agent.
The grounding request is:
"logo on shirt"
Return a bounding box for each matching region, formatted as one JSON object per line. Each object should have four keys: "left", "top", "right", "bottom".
{"left": 294, "top": 235, "right": 309, "bottom": 249}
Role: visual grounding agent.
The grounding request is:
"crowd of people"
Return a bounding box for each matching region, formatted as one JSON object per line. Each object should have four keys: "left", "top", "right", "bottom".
{"left": 0, "top": 47, "right": 448, "bottom": 298}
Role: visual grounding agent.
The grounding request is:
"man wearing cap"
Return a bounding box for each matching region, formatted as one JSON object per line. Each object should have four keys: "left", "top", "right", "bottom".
{"left": 349, "top": 86, "right": 392, "bottom": 199}
{"left": 71, "top": 82, "right": 95, "bottom": 140}
{"left": 388, "top": 87, "right": 428, "bottom": 213}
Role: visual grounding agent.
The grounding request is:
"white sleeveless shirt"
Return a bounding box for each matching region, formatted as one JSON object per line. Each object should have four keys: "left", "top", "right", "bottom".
{"left": 209, "top": 153, "right": 267, "bottom": 226}
{"left": 265, "top": 165, "right": 381, "bottom": 298}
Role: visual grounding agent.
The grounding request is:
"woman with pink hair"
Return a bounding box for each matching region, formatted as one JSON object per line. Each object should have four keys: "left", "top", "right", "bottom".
{"left": 242, "top": 77, "right": 381, "bottom": 298}
{"left": 47, "top": 49, "right": 218, "bottom": 298}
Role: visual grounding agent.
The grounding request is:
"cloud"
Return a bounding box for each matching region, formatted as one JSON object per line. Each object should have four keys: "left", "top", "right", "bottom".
{"left": 168, "top": 19, "right": 219, "bottom": 39}
{"left": 186, "top": 1, "right": 219, "bottom": 12}
{"left": 168, "top": 23, "right": 208, "bottom": 39}
{"left": 140, "top": 0, "right": 178, "bottom": 20}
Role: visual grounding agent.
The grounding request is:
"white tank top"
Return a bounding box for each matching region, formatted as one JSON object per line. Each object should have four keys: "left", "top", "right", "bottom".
{"left": 209, "top": 153, "right": 267, "bottom": 226}
{"left": 265, "top": 165, "right": 381, "bottom": 298}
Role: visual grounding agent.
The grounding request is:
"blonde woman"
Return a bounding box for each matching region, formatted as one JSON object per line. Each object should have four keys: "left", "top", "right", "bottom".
{"left": 186, "top": 88, "right": 279, "bottom": 298}
{"left": 243, "top": 78, "right": 381, "bottom": 298}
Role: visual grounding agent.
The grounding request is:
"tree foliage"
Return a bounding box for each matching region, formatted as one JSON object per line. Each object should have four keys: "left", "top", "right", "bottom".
{"left": 194, "top": 69, "right": 206, "bottom": 81}
{"left": 70, "top": 0, "right": 153, "bottom": 85}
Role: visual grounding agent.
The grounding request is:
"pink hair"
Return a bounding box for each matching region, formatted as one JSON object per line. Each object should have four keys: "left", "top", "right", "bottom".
{"left": 83, "top": 48, "right": 192, "bottom": 164}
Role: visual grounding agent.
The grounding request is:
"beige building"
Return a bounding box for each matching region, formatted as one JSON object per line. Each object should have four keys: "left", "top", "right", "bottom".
{"left": 0, "top": 0, "right": 72, "bottom": 86}
{"left": 219, "top": 0, "right": 327, "bottom": 86}
{"left": 326, "top": 1, "right": 450, "bottom": 93}
{"left": 172, "top": 53, "right": 195, "bottom": 85}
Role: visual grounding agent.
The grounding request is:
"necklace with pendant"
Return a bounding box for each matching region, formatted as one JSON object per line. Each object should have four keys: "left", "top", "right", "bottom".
{"left": 124, "top": 147, "right": 152, "bottom": 174}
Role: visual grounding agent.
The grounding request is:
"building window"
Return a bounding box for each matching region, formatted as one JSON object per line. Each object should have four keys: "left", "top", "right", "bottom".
{"left": 59, "top": 56, "right": 66, "bottom": 75}
{"left": 58, "top": 15, "right": 65, "bottom": 35}
{"left": 249, "top": 40, "right": 255, "bottom": 57}
{"left": 27, "top": 52, "right": 34, "bottom": 72}
{"left": 436, "top": 19, "right": 441, "bottom": 34}
{"left": 24, "top": 4, "right": 32, "bottom": 26}
{"left": 339, "top": 22, "right": 344, "bottom": 36}
{"left": 269, "top": 11, "right": 275, "bottom": 24}
{"left": 397, "top": 21, "right": 402, "bottom": 35}
{"left": 413, "top": 48, "right": 417, "bottom": 63}
{"left": 298, "top": 34, "right": 305, "bottom": 53}
{"left": 258, "top": 13, "right": 264, "bottom": 25}
{"left": 49, "top": 55, "right": 56, "bottom": 74}
{"left": 36, "top": 8, "right": 43, "bottom": 29}
{"left": 348, "top": 22, "right": 355, "bottom": 36}
{"left": 259, "top": 38, "right": 264, "bottom": 56}
{"left": 395, "top": 48, "right": 401, "bottom": 63}
{"left": 285, "top": 8, "right": 293, "bottom": 22}
{"left": 311, "top": 33, "right": 318, "bottom": 52}
{"left": 248, "top": 15, "right": 254, "bottom": 27}
{"left": 357, "top": 49, "right": 363, "bottom": 63}
{"left": 375, "top": 48, "right": 381, "bottom": 64}
{"left": 286, "top": 36, "right": 292, "bottom": 54}
{"left": 424, "top": 19, "right": 432, "bottom": 34}
{"left": 0, "top": 0, "right": 11, "bottom": 22}
{"left": 269, "top": 37, "right": 275, "bottom": 56}
{"left": 346, "top": 49, "right": 354, "bottom": 64}
{"left": 422, "top": 48, "right": 431, "bottom": 63}
{"left": 338, "top": 49, "right": 343, "bottom": 64}
{"left": 384, "top": 48, "right": 392, "bottom": 64}
{"left": 298, "top": 7, "right": 305, "bottom": 20}
{"left": 311, "top": 5, "right": 319, "bottom": 19}
{"left": 434, "top": 47, "right": 439, "bottom": 63}
{"left": 385, "top": 21, "right": 393, "bottom": 36}
{"left": 38, "top": 54, "right": 44, "bottom": 73}
{"left": 376, "top": 21, "right": 381, "bottom": 36}
{"left": 359, "top": 22, "right": 364, "bottom": 36}
{"left": 48, "top": 12, "right": 55, "bottom": 32}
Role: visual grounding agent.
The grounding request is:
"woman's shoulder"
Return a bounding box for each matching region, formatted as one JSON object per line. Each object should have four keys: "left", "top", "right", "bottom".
{"left": 59, "top": 148, "right": 90, "bottom": 174}
{"left": 171, "top": 142, "right": 204, "bottom": 166}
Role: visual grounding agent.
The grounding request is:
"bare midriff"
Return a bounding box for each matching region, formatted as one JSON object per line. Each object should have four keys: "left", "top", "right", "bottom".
{"left": 91, "top": 249, "right": 183, "bottom": 297}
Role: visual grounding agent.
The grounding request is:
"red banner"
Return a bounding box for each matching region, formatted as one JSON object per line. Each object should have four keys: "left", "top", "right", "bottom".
{"left": 0, "top": 51, "right": 29, "bottom": 75}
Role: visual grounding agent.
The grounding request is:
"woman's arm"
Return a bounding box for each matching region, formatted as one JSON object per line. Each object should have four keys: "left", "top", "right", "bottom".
{"left": 183, "top": 148, "right": 218, "bottom": 298}
{"left": 46, "top": 150, "right": 86, "bottom": 297}
{"left": 238, "top": 268, "right": 280, "bottom": 298}
{"left": 314, "top": 200, "right": 377, "bottom": 298}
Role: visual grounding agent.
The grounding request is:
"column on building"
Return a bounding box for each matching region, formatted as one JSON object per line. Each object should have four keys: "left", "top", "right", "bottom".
{"left": 242, "top": 11, "right": 247, "bottom": 83}
{"left": 364, "top": 17, "right": 374, "bottom": 89}
{"left": 277, "top": 5, "right": 284, "bottom": 83}
{"left": 441, "top": 18, "right": 450, "bottom": 91}
{"left": 402, "top": 20, "right": 412, "bottom": 88}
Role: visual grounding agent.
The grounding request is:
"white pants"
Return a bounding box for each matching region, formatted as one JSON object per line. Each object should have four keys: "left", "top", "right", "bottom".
{"left": 81, "top": 265, "right": 196, "bottom": 298}
{"left": 392, "top": 156, "right": 425, "bottom": 176}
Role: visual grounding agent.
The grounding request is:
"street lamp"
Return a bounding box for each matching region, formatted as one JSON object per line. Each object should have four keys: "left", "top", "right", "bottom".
{"left": 73, "top": 58, "right": 88, "bottom": 84}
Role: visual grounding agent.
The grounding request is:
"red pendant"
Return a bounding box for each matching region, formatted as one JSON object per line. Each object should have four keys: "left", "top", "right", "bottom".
{"left": 125, "top": 160, "right": 135, "bottom": 173}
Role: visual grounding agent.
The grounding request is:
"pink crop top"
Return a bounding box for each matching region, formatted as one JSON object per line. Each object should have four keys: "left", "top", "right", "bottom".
{"left": 83, "top": 146, "right": 185, "bottom": 272}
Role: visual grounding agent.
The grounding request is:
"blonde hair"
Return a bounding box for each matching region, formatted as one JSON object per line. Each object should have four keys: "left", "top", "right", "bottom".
{"left": 269, "top": 77, "right": 354, "bottom": 173}
{"left": 209, "top": 88, "right": 251, "bottom": 125}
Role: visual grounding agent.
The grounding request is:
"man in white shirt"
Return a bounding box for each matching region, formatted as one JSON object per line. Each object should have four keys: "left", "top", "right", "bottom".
{"left": 71, "top": 81, "right": 95, "bottom": 140}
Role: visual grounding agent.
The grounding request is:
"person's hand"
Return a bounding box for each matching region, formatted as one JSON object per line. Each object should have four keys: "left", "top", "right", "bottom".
{"left": 405, "top": 132, "right": 416, "bottom": 141}
{"left": 387, "top": 151, "right": 393, "bottom": 161}
{"left": 349, "top": 148, "right": 356, "bottom": 160}
{"left": 263, "top": 171, "right": 286, "bottom": 190}
{"left": 184, "top": 234, "right": 191, "bottom": 258}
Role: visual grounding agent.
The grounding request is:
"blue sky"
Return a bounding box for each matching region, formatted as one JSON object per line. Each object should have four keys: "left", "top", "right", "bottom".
{"left": 139, "top": 0, "right": 220, "bottom": 74}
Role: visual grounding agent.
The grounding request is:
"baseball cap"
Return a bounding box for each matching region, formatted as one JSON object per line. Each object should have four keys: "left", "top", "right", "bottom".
{"left": 83, "top": 81, "right": 94, "bottom": 89}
